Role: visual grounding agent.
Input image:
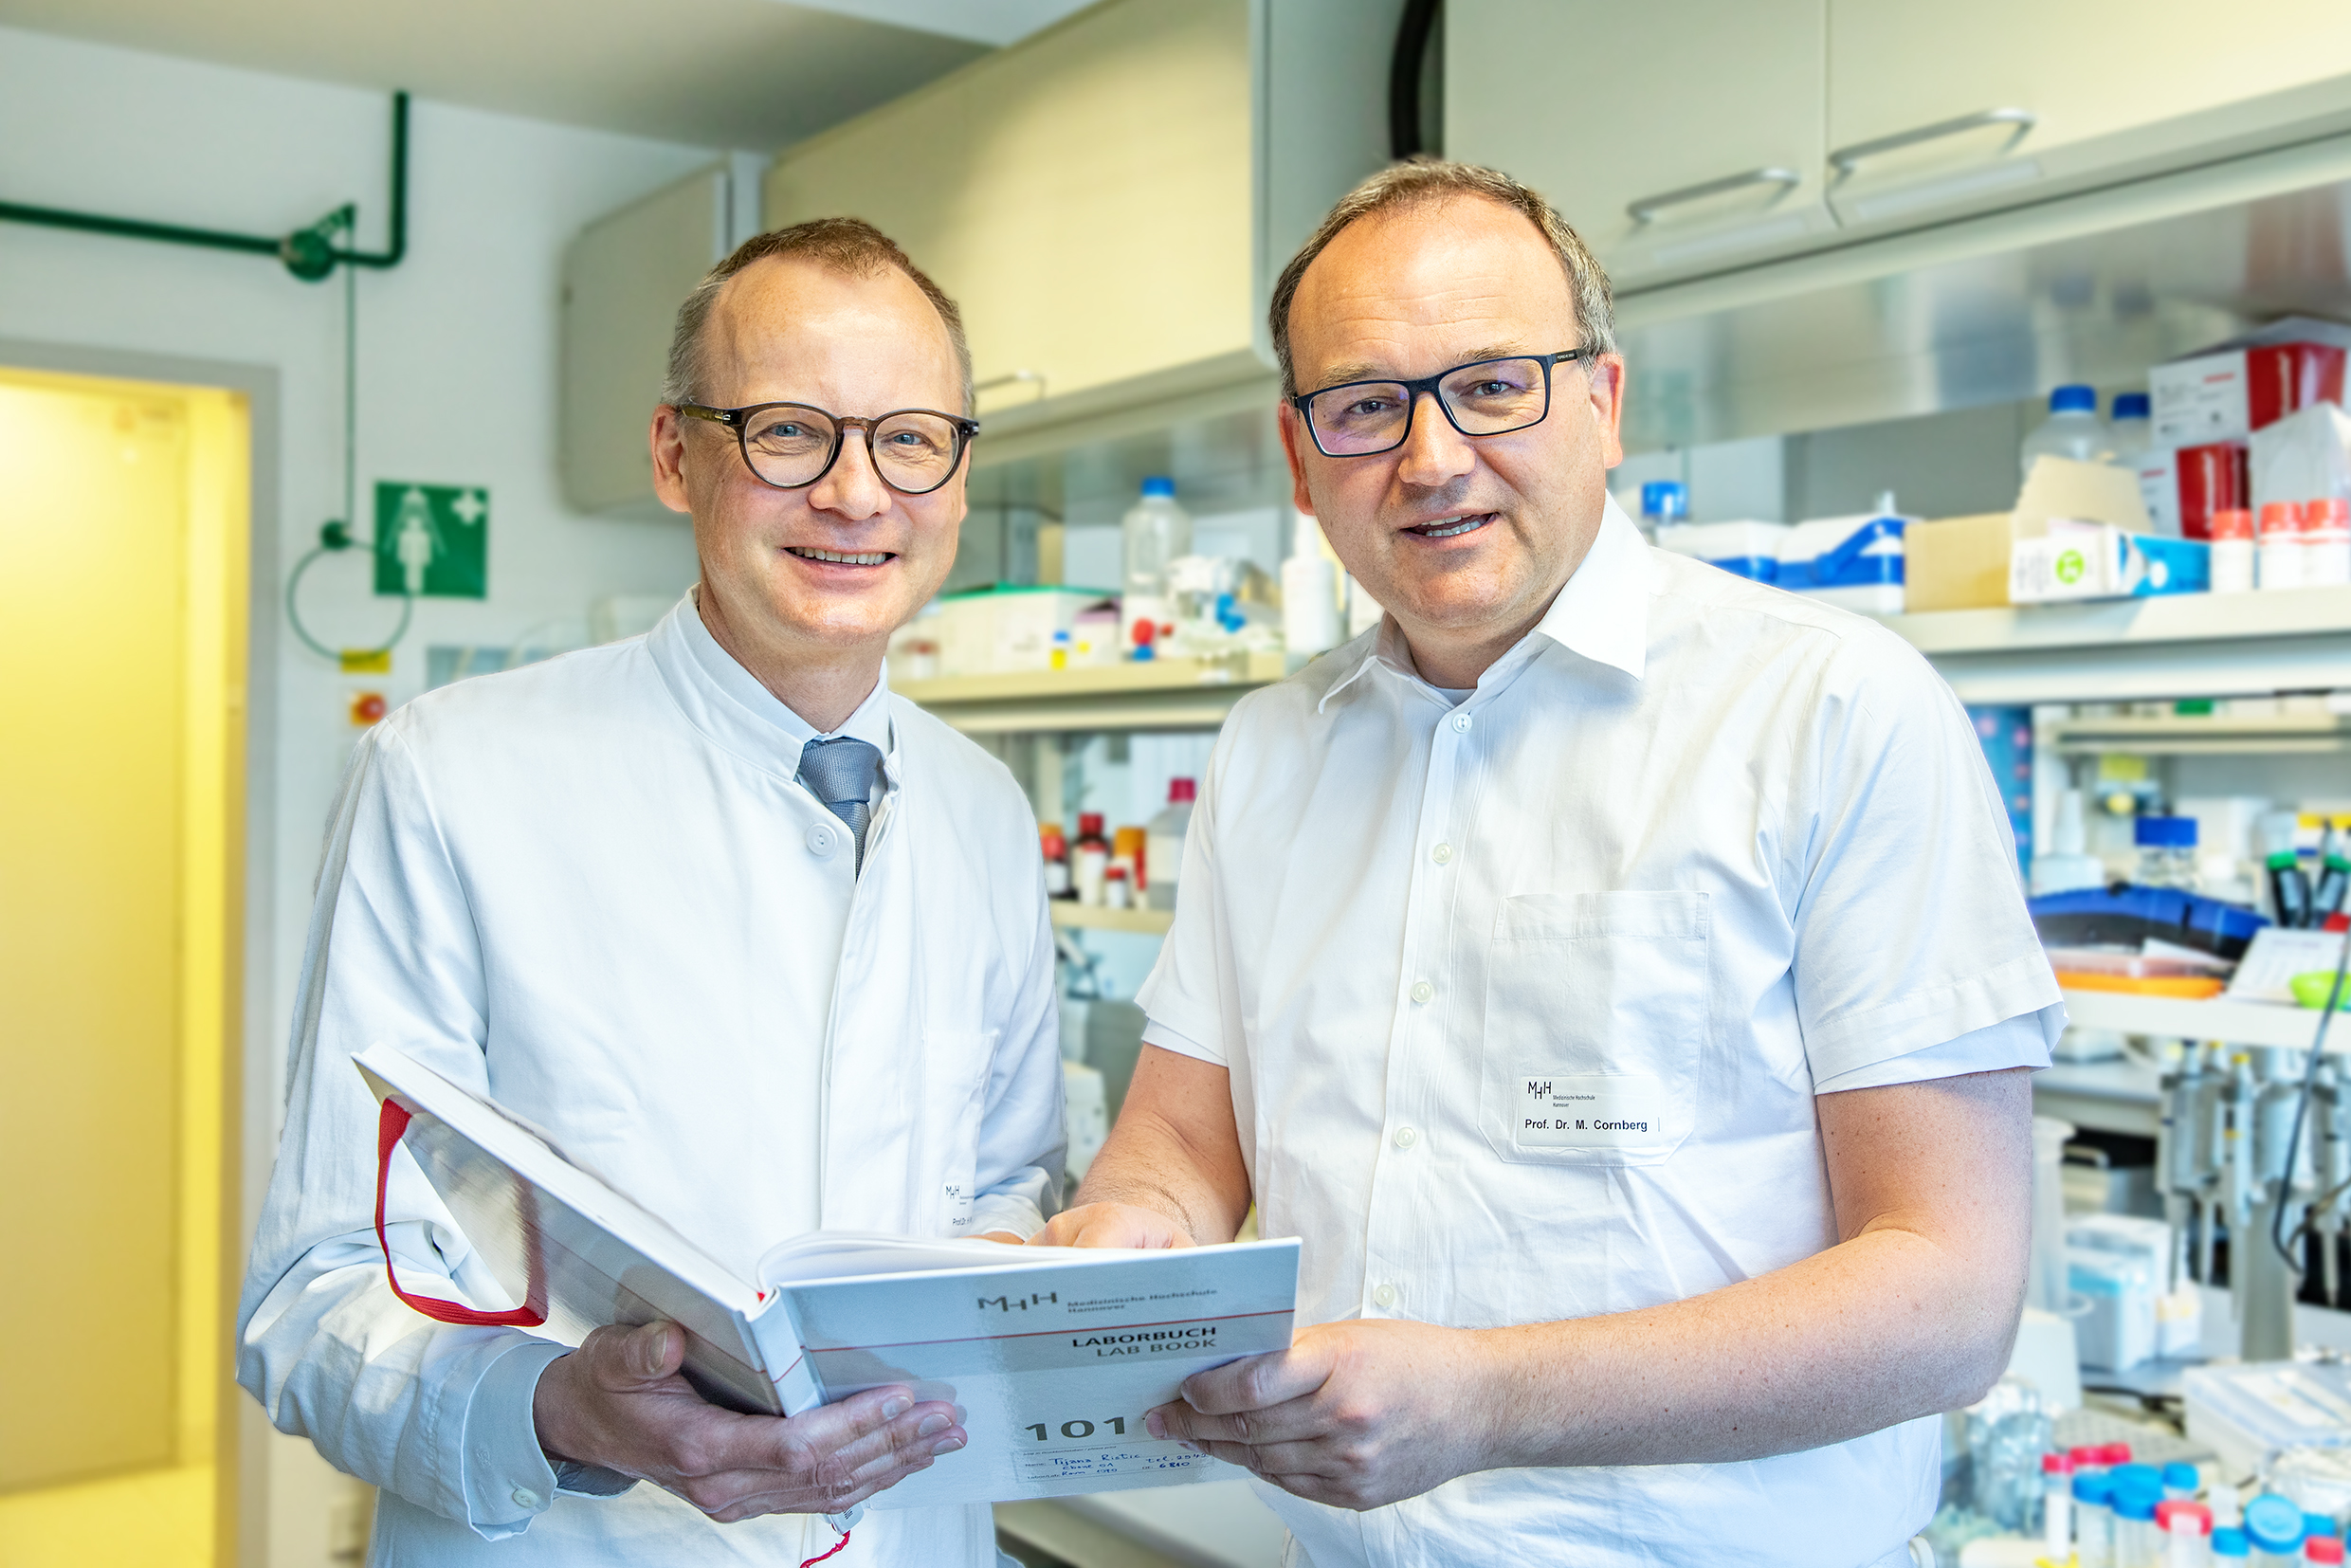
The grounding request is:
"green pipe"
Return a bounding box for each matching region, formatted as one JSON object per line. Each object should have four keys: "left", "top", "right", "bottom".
{"left": 0, "top": 90, "right": 409, "bottom": 281}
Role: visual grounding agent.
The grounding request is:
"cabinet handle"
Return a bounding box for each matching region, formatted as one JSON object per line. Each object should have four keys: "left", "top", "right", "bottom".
{"left": 1829, "top": 107, "right": 2035, "bottom": 175}
{"left": 1626, "top": 166, "right": 1802, "bottom": 225}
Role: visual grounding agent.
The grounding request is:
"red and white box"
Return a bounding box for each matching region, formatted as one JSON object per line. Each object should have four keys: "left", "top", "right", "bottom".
{"left": 2152, "top": 317, "right": 2351, "bottom": 447}
{"left": 2134, "top": 442, "right": 2247, "bottom": 539}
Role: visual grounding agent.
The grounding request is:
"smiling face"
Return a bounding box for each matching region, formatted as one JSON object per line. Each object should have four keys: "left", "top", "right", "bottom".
{"left": 1279, "top": 193, "right": 1626, "bottom": 687}
{"left": 651, "top": 254, "right": 968, "bottom": 672}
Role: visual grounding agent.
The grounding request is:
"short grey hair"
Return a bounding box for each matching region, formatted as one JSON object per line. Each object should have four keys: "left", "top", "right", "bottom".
{"left": 662, "top": 215, "right": 975, "bottom": 413}
{"left": 1268, "top": 159, "right": 1617, "bottom": 397}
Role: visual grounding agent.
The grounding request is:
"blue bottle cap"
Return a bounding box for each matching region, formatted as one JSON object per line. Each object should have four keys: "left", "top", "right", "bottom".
{"left": 2075, "top": 1472, "right": 2113, "bottom": 1504}
{"left": 2312, "top": 1514, "right": 2342, "bottom": 1538}
{"left": 2050, "top": 384, "right": 2098, "bottom": 412}
{"left": 2213, "top": 1524, "right": 2251, "bottom": 1557}
{"left": 1638, "top": 480, "right": 1687, "bottom": 521}
{"left": 2114, "top": 392, "right": 2151, "bottom": 419}
{"left": 2134, "top": 815, "right": 2198, "bottom": 848}
{"left": 2113, "top": 1491, "right": 2157, "bottom": 1522}
{"left": 2246, "top": 1492, "right": 2306, "bottom": 1550}
{"left": 2111, "top": 1463, "right": 2163, "bottom": 1493}
{"left": 2163, "top": 1461, "right": 2201, "bottom": 1490}
{"left": 1140, "top": 476, "right": 1175, "bottom": 498}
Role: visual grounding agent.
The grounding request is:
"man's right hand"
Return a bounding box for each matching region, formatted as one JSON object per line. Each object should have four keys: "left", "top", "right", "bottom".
{"left": 533, "top": 1320, "right": 966, "bottom": 1522}
{"left": 1033, "top": 1201, "right": 1196, "bottom": 1249}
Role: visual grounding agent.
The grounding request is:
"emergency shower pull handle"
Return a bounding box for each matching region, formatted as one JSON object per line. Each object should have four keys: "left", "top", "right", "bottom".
{"left": 374, "top": 1097, "right": 548, "bottom": 1328}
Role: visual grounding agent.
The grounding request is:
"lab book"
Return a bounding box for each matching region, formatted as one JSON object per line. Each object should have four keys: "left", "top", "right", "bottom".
{"left": 354, "top": 1042, "right": 1299, "bottom": 1506}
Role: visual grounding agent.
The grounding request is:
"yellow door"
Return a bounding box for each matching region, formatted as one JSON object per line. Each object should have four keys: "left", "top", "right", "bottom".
{"left": 0, "top": 366, "right": 246, "bottom": 1564}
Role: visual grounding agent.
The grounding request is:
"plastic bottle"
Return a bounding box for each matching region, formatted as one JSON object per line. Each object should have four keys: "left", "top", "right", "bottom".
{"left": 2260, "top": 502, "right": 2307, "bottom": 591}
{"left": 1121, "top": 477, "right": 1192, "bottom": 658}
{"left": 2034, "top": 789, "right": 2109, "bottom": 896}
{"left": 2165, "top": 1464, "right": 2204, "bottom": 1502}
{"left": 2246, "top": 1492, "right": 2305, "bottom": 1565}
{"left": 1103, "top": 863, "right": 1131, "bottom": 910}
{"left": 1111, "top": 825, "right": 1147, "bottom": 898}
{"left": 2311, "top": 1536, "right": 2345, "bottom": 1565}
{"left": 2216, "top": 1526, "right": 2251, "bottom": 1560}
{"left": 1072, "top": 812, "right": 1110, "bottom": 906}
{"left": 2137, "top": 816, "right": 2200, "bottom": 890}
{"left": 2048, "top": 1452, "right": 2077, "bottom": 1556}
{"left": 1146, "top": 778, "right": 1195, "bottom": 913}
{"left": 2022, "top": 385, "right": 2111, "bottom": 481}
{"left": 2160, "top": 1502, "right": 2215, "bottom": 1568}
{"left": 1282, "top": 514, "right": 1342, "bottom": 658}
{"left": 2111, "top": 392, "right": 2154, "bottom": 464}
{"left": 1638, "top": 480, "right": 1688, "bottom": 539}
{"left": 2212, "top": 509, "right": 2257, "bottom": 593}
{"left": 1040, "top": 824, "right": 1072, "bottom": 900}
{"left": 2080, "top": 1471, "right": 2119, "bottom": 1568}
{"left": 2303, "top": 498, "right": 2351, "bottom": 588}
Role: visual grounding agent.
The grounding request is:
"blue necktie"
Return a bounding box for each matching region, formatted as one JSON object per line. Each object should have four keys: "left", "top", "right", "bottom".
{"left": 796, "top": 736, "right": 884, "bottom": 870}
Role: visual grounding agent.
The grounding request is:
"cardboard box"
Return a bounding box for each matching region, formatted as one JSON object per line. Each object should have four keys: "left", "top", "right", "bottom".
{"left": 1904, "top": 457, "right": 2158, "bottom": 612}
{"left": 2133, "top": 441, "right": 2247, "bottom": 539}
{"left": 934, "top": 585, "right": 1119, "bottom": 676}
{"left": 2151, "top": 316, "right": 2351, "bottom": 447}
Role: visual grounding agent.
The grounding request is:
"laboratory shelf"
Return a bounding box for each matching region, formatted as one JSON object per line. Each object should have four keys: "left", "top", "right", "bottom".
{"left": 1048, "top": 902, "right": 1175, "bottom": 936}
{"left": 1877, "top": 585, "right": 2351, "bottom": 704}
{"left": 2058, "top": 987, "right": 2342, "bottom": 1050}
{"left": 2040, "top": 709, "right": 2351, "bottom": 756}
{"left": 897, "top": 649, "right": 1289, "bottom": 734}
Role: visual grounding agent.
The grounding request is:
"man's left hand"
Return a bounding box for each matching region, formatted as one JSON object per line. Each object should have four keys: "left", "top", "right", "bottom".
{"left": 1145, "top": 1320, "right": 1501, "bottom": 1511}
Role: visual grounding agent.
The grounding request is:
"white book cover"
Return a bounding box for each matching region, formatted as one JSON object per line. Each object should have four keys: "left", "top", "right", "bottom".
{"left": 354, "top": 1042, "right": 1298, "bottom": 1506}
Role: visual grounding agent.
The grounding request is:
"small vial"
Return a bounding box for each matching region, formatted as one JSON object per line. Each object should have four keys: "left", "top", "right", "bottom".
{"left": 2079, "top": 1472, "right": 2118, "bottom": 1568}
{"left": 2117, "top": 1488, "right": 2160, "bottom": 1568}
{"left": 2048, "top": 1452, "right": 2077, "bottom": 1556}
{"left": 1103, "top": 864, "right": 1131, "bottom": 910}
{"left": 2215, "top": 1526, "right": 2251, "bottom": 1559}
{"left": 2246, "top": 1492, "right": 2306, "bottom": 1565}
{"left": 2261, "top": 502, "right": 2307, "bottom": 590}
{"left": 2310, "top": 1536, "right": 2346, "bottom": 1564}
{"left": 2166, "top": 1464, "right": 2204, "bottom": 1502}
{"left": 2211, "top": 508, "right": 2257, "bottom": 593}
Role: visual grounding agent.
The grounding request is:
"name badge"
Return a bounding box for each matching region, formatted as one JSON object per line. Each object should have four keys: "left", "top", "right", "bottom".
{"left": 1515, "top": 1072, "right": 1665, "bottom": 1149}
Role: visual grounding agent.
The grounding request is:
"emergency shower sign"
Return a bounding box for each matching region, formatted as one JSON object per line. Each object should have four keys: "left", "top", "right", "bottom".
{"left": 374, "top": 482, "right": 488, "bottom": 599}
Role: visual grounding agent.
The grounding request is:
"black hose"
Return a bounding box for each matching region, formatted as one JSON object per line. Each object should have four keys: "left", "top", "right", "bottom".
{"left": 1388, "top": 0, "right": 1442, "bottom": 159}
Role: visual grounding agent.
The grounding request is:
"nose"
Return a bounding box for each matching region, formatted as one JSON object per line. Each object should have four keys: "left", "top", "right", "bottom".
{"left": 807, "top": 425, "right": 890, "bottom": 520}
{"left": 1394, "top": 391, "right": 1476, "bottom": 489}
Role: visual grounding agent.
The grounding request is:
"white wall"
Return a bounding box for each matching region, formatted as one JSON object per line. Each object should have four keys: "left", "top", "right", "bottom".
{"left": 0, "top": 24, "right": 714, "bottom": 1562}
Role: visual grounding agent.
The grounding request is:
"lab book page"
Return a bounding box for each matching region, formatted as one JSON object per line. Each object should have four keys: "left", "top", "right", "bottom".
{"left": 354, "top": 1042, "right": 1299, "bottom": 1506}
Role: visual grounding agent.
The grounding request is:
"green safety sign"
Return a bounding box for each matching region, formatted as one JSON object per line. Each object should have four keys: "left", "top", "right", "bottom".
{"left": 374, "top": 482, "right": 489, "bottom": 599}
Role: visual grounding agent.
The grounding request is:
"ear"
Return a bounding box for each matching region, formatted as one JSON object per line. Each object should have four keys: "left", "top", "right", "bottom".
{"left": 1583, "top": 356, "right": 1628, "bottom": 470}
{"left": 650, "top": 406, "right": 693, "bottom": 514}
{"left": 1276, "top": 402, "right": 1317, "bottom": 518}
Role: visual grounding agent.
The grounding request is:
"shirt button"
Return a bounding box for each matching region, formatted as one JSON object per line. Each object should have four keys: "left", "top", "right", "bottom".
{"left": 806, "top": 822, "right": 836, "bottom": 857}
{"left": 1451, "top": 712, "right": 1472, "bottom": 733}
{"left": 1431, "top": 842, "right": 1452, "bottom": 865}
{"left": 1372, "top": 1284, "right": 1398, "bottom": 1308}
{"left": 1409, "top": 979, "right": 1434, "bottom": 1004}
{"left": 511, "top": 1486, "right": 541, "bottom": 1509}
{"left": 1393, "top": 1126, "right": 1418, "bottom": 1149}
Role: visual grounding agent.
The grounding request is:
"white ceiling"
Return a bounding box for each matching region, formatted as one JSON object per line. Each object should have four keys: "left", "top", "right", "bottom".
{"left": 0, "top": 0, "right": 1097, "bottom": 150}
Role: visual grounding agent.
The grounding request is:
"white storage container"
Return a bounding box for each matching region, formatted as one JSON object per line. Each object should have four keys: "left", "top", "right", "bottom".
{"left": 934, "top": 586, "right": 1119, "bottom": 677}
{"left": 1652, "top": 520, "right": 1791, "bottom": 583}
{"left": 1776, "top": 513, "right": 1907, "bottom": 613}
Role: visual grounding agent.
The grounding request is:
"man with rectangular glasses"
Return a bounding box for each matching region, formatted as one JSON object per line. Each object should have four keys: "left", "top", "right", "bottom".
{"left": 1043, "top": 163, "right": 2059, "bottom": 1565}
{"left": 240, "top": 217, "right": 1062, "bottom": 1568}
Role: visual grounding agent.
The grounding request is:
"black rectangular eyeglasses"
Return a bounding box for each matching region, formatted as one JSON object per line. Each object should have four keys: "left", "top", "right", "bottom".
{"left": 1290, "top": 350, "right": 1587, "bottom": 458}
{"left": 675, "top": 400, "right": 981, "bottom": 495}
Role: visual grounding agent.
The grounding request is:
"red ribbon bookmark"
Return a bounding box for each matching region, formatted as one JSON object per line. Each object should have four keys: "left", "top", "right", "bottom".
{"left": 374, "top": 1097, "right": 547, "bottom": 1328}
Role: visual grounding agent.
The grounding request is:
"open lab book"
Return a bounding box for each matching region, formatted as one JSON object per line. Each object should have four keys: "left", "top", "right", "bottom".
{"left": 353, "top": 1042, "right": 1299, "bottom": 1507}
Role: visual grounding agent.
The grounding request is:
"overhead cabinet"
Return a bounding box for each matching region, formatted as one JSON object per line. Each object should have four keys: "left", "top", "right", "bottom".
{"left": 1449, "top": 0, "right": 2351, "bottom": 291}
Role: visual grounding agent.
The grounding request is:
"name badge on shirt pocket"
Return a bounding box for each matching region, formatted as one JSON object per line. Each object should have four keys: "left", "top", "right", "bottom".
{"left": 1478, "top": 889, "right": 1709, "bottom": 1168}
{"left": 1515, "top": 1072, "right": 1666, "bottom": 1151}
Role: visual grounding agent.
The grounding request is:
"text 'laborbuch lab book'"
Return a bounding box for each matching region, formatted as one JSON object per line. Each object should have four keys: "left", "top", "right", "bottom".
{"left": 353, "top": 1041, "right": 1299, "bottom": 1507}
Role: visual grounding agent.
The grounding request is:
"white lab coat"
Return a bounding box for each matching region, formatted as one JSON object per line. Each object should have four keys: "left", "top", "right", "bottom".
{"left": 238, "top": 597, "right": 1065, "bottom": 1567}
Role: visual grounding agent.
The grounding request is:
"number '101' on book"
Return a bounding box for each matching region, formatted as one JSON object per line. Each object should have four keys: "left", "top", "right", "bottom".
{"left": 353, "top": 1040, "right": 1300, "bottom": 1507}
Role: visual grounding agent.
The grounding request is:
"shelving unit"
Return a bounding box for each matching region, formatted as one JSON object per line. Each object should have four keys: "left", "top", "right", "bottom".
{"left": 1049, "top": 903, "right": 1175, "bottom": 937}
{"left": 897, "top": 649, "right": 1290, "bottom": 735}
{"left": 2040, "top": 709, "right": 2351, "bottom": 756}
{"left": 2057, "top": 988, "right": 2341, "bottom": 1051}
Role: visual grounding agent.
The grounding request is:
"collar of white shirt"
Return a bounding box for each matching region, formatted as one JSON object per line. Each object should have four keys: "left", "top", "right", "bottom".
{"left": 1319, "top": 493, "right": 1650, "bottom": 713}
{"left": 665, "top": 587, "right": 897, "bottom": 784}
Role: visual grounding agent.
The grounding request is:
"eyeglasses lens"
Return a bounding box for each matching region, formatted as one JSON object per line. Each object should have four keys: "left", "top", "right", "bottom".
{"left": 738, "top": 406, "right": 963, "bottom": 493}
{"left": 1305, "top": 356, "right": 1551, "bottom": 455}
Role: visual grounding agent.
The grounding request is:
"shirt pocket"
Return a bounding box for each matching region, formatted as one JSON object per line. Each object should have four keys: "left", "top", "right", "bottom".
{"left": 918, "top": 1028, "right": 997, "bottom": 1234}
{"left": 1477, "top": 890, "right": 1710, "bottom": 1168}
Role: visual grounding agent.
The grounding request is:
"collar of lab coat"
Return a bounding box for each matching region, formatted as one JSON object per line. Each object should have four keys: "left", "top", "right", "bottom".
{"left": 651, "top": 590, "right": 899, "bottom": 783}
{"left": 1317, "top": 489, "right": 1650, "bottom": 712}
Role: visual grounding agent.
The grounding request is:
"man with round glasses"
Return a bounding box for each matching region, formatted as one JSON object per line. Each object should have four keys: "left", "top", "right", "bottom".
{"left": 1043, "top": 163, "right": 2057, "bottom": 1565}
{"left": 241, "top": 218, "right": 1064, "bottom": 1568}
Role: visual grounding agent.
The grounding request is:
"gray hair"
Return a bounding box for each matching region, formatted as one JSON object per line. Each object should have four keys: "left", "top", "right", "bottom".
{"left": 662, "top": 215, "right": 975, "bottom": 412}
{"left": 1267, "top": 158, "right": 1617, "bottom": 397}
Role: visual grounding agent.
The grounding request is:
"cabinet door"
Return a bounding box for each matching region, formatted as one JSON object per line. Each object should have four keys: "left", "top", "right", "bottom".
{"left": 1827, "top": 0, "right": 2351, "bottom": 230}
{"left": 1445, "top": 0, "right": 1832, "bottom": 290}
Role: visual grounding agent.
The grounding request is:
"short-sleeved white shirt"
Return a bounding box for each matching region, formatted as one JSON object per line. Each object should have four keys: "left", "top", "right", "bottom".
{"left": 1136, "top": 496, "right": 2061, "bottom": 1568}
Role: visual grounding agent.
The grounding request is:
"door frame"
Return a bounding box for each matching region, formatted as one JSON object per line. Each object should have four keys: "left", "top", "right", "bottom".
{"left": 0, "top": 337, "right": 281, "bottom": 1568}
